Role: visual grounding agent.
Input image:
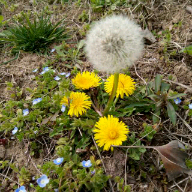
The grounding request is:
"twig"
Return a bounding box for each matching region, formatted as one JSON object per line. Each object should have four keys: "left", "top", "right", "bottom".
{"left": 28, "top": 155, "right": 43, "bottom": 175}
{"left": 163, "top": 79, "right": 192, "bottom": 92}
{"left": 173, "top": 181, "right": 184, "bottom": 192}
{"left": 0, "top": 173, "right": 20, "bottom": 185}
{"left": 169, "top": 177, "right": 190, "bottom": 189}
{"left": 134, "top": 63, "right": 147, "bottom": 85}
{"left": 91, "top": 136, "right": 115, "bottom": 192}
{"left": 176, "top": 112, "right": 192, "bottom": 132}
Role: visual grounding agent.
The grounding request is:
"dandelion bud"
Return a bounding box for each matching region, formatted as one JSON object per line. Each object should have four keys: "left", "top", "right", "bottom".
{"left": 85, "top": 15, "right": 144, "bottom": 73}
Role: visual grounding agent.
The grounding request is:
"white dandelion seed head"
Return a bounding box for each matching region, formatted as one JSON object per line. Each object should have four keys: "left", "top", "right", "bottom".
{"left": 85, "top": 15, "right": 144, "bottom": 73}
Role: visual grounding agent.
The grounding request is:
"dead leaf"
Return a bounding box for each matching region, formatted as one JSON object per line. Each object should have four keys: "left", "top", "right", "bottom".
{"left": 41, "top": 111, "right": 59, "bottom": 125}
{"left": 154, "top": 140, "right": 192, "bottom": 180}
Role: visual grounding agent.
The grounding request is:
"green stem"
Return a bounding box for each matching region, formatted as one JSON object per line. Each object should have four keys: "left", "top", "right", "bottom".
{"left": 113, "top": 95, "right": 119, "bottom": 106}
{"left": 103, "top": 73, "right": 119, "bottom": 116}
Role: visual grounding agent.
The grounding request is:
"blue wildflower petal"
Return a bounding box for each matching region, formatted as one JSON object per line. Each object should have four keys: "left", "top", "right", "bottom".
{"left": 174, "top": 98, "right": 181, "bottom": 105}
{"left": 53, "top": 157, "right": 64, "bottom": 165}
{"left": 82, "top": 160, "right": 92, "bottom": 168}
{"left": 33, "top": 68, "right": 38, "bottom": 72}
{"left": 23, "top": 109, "right": 29, "bottom": 116}
{"left": 12, "top": 127, "right": 18, "bottom": 135}
{"left": 54, "top": 76, "right": 61, "bottom": 81}
{"left": 32, "top": 98, "right": 42, "bottom": 105}
{"left": 189, "top": 103, "right": 192, "bottom": 109}
{"left": 61, "top": 105, "right": 66, "bottom": 112}
{"left": 15, "top": 186, "right": 26, "bottom": 192}
{"left": 65, "top": 72, "right": 70, "bottom": 78}
{"left": 51, "top": 48, "right": 56, "bottom": 53}
{"left": 37, "top": 175, "right": 49, "bottom": 188}
{"left": 60, "top": 72, "right": 66, "bottom": 76}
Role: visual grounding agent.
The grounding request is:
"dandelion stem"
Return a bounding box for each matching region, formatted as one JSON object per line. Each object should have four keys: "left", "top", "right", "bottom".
{"left": 103, "top": 73, "right": 119, "bottom": 116}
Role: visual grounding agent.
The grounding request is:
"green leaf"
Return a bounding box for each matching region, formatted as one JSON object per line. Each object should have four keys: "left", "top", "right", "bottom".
{"left": 0, "top": 15, "right": 3, "bottom": 23}
{"left": 168, "top": 93, "right": 186, "bottom": 100}
{"left": 161, "top": 82, "right": 170, "bottom": 93}
{"left": 152, "top": 107, "right": 160, "bottom": 124}
{"left": 155, "top": 74, "right": 161, "bottom": 93}
{"left": 167, "top": 102, "right": 176, "bottom": 125}
{"left": 181, "top": 45, "right": 192, "bottom": 56}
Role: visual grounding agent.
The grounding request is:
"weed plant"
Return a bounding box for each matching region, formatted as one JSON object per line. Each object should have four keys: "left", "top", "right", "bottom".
{"left": 0, "top": 12, "right": 67, "bottom": 54}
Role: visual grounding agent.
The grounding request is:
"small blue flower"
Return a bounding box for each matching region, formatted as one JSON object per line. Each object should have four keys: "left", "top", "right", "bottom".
{"left": 65, "top": 72, "right": 70, "bottom": 78}
{"left": 53, "top": 157, "right": 64, "bottom": 165}
{"left": 15, "top": 186, "right": 26, "bottom": 192}
{"left": 91, "top": 169, "right": 96, "bottom": 175}
{"left": 60, "top": 72, "right": 66, "bottom": 76}
{"left": 174, "top": 98, "right": 181, "bottom": 104}
{"left": 51, "top": 48, "right": 56, "bottom": 53}
{"left": 54, "top": 189, "right": 59, "bottom": 192}
{"left": 189, "top": 103, "right": 192, "bottom": 109}
{"left": 32, "top": 98, "right": 42, "bottom": 105}
{"left": 61, "top": 105, "right": 66, "bottom": 112}
{"left": 33, "top": 68, "right": 38, "bottom": 72}
{"left": 40, "top": 67, "right": 49, "bottom": 75}
{"left": 54, "top": 76, "right": 61, "bottom": 81}
{"left": 23, "top": 109, "right": 29, "bottom": 116}
{"left": 37, "top": 175, "right": 49, "bottom": 188}
{"left": 82, "top": 160, "right": 92, "bottom": 168}
{"left": 12, "top": 127, "right": 18, "bottom": 135}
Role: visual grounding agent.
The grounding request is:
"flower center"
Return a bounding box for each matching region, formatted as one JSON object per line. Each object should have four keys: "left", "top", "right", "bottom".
{"left": 41, "top": 179, "right": 46, "bottom": 184}
{"left": 109, "top": 130, "right": 118, "bottom": 139}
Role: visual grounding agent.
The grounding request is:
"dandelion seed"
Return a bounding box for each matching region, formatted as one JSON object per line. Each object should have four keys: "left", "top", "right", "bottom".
{"left": 53, "top": 157, "right": 64, "bottom": 165}
{"left": 15, "top": 186, "right": 27, "bottom": 192}
{"left": 54, "top": 76, "right": 61, "bottom": 81}
{"left": 82, "top": 160, "right": 92, "bottom": 167}
{"left": 32, "top": 98, "right": 42, "bottom": 105}
{"left": 189, "top": 103, "right": 192, "bottom": 109}
{"left": 60, "top": 92, "right": 91, "bottom": 117}
{"left": 93, "top": 115, "right": 129, "bottom": 150}
{"left": 174, "top": 98, "right": 181, "bottom": 104}
{"left": 23, "top": 109, "right": 29, "bottom": 116}
{"left": 61, "top": 105, "right": 66, "bottom": 112}
{"left": 85, "top": 15, "right": 144, "bottom": 73}
{"left": 12, "top": 127, "right": 18, "bottom": 135}
{"left": 37, "top": 175, "right": 49, "bottom": 188}
{"left": 72, "top": 71, "right": 101, "bottom": 90}
{"left": 104, "top": 73, "right": 135, "bottom": 98}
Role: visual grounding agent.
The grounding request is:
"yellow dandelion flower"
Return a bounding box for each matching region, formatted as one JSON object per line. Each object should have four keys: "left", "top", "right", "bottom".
{"left": 104, "top": 74, "right": 135, "bottom": 98}
{"left": 93, "top": 115, "right": 129, "bottom": 150}
{"left": 72, "top": 71, "right": 101, "bottom": 90}
{"left": 60, "top": 92, "right": 91, "bottom": 117}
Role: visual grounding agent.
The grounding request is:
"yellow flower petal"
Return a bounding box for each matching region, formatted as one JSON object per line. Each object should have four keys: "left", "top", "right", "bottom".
{"left": 60, "top": 92, "right": 91, "bottom": 117}
{"left": 72, "top": 71, "right": 101, "bottom": 90}
{"left": 93, "top": 115, "right": 129, "bottom": 150}
{"left": 104, "top": 74, "right": 135, "bottom": 98}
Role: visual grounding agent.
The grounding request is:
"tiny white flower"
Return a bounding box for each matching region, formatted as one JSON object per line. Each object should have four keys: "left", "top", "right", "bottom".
{"left": 54, "top": 76, "right": 61, "bottom": 81}
{"left": 34, "top": 130, "right": 38, "bottom": 134}
{"left": 12, "top": 127, "right": 18, "bottom": 135}
{"left": 85, "top": 15, "right": 144, "bottom": 73}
